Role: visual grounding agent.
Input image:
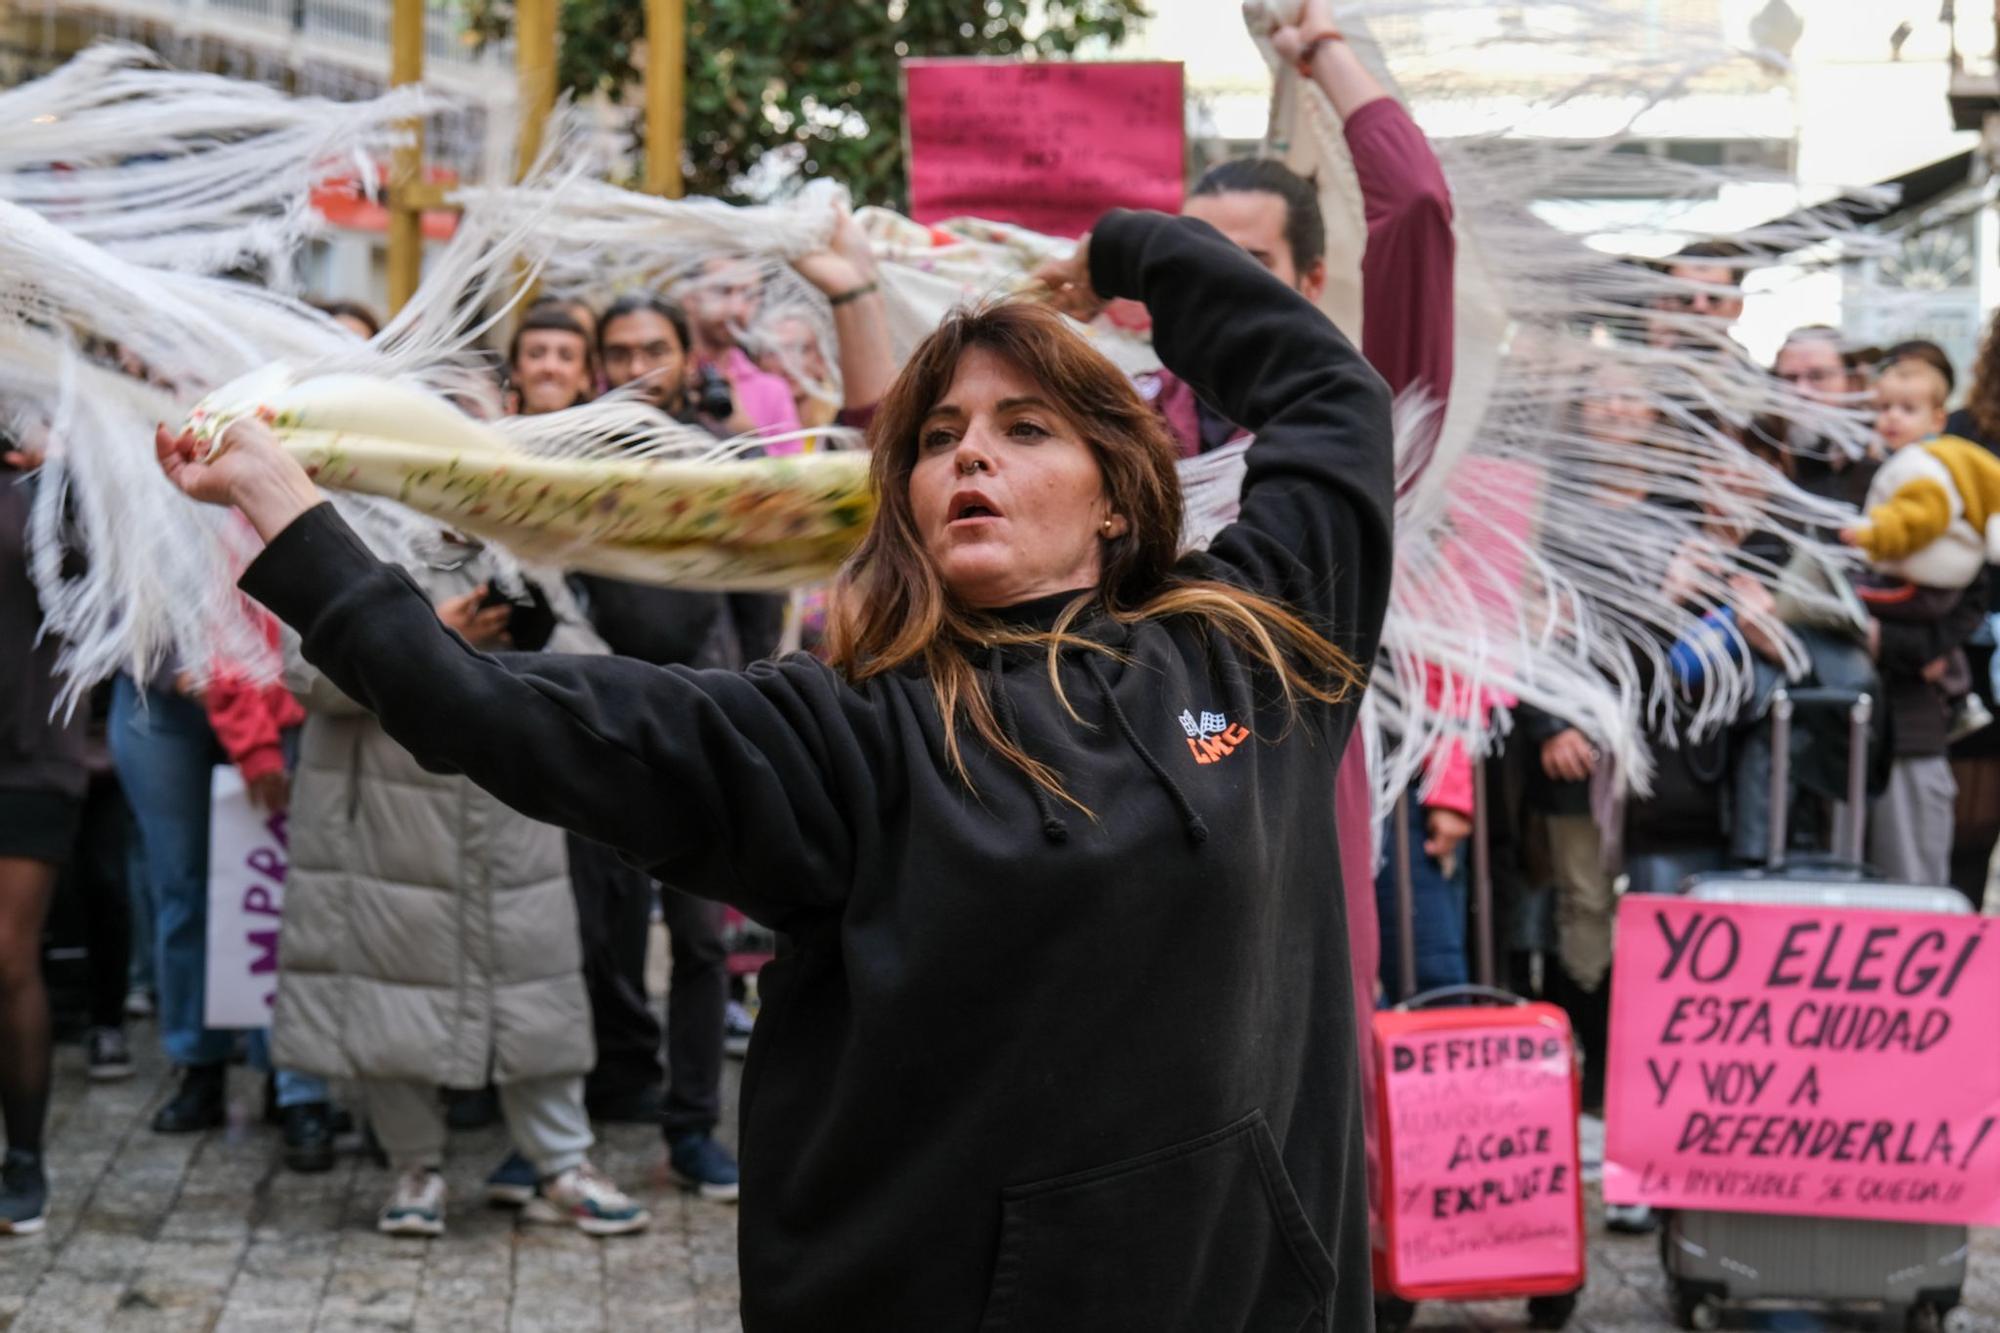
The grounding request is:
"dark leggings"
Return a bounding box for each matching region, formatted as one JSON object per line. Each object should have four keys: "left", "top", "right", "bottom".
{"left": 63, "top": 773, "right": 132, "bottom": 1029}
{"left": 0, "top": 857, "right": 58, "bottom": 1156}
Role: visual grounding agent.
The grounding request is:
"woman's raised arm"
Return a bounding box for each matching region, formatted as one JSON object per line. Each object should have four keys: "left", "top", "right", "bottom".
{"left": 158, "top": 422, "right": 880, "bottom": 928}
{"left": 1088, "top": 209, "right": 1396, "bottom": 666}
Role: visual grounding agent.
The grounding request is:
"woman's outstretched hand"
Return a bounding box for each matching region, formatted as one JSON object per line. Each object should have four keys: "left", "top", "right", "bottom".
{"left": 1029, "top": 235, "right": 1103, "bottom": 322}
{"left": 792, "top": 208, "right": 881, "bottom": 298}
{"left": 155, "top": 418, "right": 323, "bottom": 543}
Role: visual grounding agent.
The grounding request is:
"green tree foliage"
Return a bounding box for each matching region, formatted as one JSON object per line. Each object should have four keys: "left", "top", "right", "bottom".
{"left": 464, "top": 0, "right": 1151, "bottom": 207}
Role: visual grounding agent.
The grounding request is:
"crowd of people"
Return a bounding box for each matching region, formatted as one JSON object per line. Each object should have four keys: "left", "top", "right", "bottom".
{"left": 2, "top": 0, "right": 1998, "bottom": 1324}
{"left": 0, "top": 230, "right": 900, "bottom": 1239}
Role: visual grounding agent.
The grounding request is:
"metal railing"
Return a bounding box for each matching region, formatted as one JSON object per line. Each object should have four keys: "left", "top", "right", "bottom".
{"left": 35, "top": 0, "right": 510, "bottom": 102}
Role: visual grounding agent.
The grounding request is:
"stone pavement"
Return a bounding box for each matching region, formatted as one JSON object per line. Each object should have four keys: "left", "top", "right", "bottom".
{"left": 0, "top": 1033, "right": 741, "bottom": 1332}
{"left": 4, "top": 1032, "right": 1998, "bottom": 1332}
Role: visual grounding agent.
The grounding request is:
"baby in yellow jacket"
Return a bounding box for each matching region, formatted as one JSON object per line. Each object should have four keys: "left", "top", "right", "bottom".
{"left": 1842, "top": 355, "right": 1995, "bottom": 744}
{"left": 1844, "top": 359, "right": 2000, "bottom": 586}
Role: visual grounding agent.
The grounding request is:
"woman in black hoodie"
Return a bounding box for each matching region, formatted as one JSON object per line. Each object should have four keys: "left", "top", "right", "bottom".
{"left": 159, "top": 210, "right": 1394, "bottom": 1331}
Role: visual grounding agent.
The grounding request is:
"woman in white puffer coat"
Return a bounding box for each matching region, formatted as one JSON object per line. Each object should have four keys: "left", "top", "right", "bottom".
{"left": 276, "top": 520, "right": 650, "bottom": 1238}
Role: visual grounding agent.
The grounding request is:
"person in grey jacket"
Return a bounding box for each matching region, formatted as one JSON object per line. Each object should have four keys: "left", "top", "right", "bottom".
{"left": 276, "top": 518, "right": 648, "bottom": 1238}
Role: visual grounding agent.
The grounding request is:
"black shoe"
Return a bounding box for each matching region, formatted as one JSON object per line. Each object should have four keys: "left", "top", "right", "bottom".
{"left": 282, "top": 1101, "right": 337, "bottom": 1174}
{"left": 86, "top": 1027, "right": 134, "bottom": 1082}
{"left": 586, "top": 1084, "right": 665, "bottom": 1125}
{"left": 443, "top": 1085, "right": 500, "bottom": 1131}
{"left": 0, "top": 1150, "right": 46, "bottom": 1236}
{"left": 151, "top": 1062, "right": 227, "bottom": 1134}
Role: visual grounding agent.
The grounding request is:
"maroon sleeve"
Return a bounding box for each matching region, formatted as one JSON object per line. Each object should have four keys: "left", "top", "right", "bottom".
{"left": 1346, "top": 98, "right": 1454, "bottom": 417}
{"left": 1347, "top": 99, "right": 1467, "bottom": 809}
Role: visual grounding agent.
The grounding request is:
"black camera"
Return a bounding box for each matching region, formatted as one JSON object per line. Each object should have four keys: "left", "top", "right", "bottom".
{"left": 697, "top": 365, "right": 735, "bottom": 421}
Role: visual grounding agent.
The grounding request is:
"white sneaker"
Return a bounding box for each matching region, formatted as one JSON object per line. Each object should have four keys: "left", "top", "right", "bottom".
{"left": 377, "top": 1168, "right": 446, "bottom": 1237}
{"left": 523, "top": 1163, "right": 650, "bottom": 1236}
{"left": 1950, "top": 694, "right": 1994, "bottom": 744}
{"left": 724, "top": 1000, "right": 755, "bottom": 1059}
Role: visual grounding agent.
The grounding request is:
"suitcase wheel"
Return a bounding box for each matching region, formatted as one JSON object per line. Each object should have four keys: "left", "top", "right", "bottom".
{"left": 1905, "top": 1298, "right": 1954, "bottom": 1333}
{"left": 1374, "top": 1294, "right": 1415, "bottom": 1333}
{"left": 1671, "top": 1282, "right": 1722, "bottom": 1331}
{"left": 1526, "top": 1290, "right": 1578, "bottom": 1329}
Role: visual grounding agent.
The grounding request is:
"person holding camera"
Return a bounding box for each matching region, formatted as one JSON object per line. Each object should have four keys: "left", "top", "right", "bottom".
{"left": 680, "top": 255, "right": 804, "bottom": 439}
{"left": 561, "top": 292, "right": 772, "bottom": 1201}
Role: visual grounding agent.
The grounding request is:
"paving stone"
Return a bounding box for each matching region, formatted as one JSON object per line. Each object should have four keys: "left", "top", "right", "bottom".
{"left": 21, "top": 978, "right": 2000, "bottom": 1329}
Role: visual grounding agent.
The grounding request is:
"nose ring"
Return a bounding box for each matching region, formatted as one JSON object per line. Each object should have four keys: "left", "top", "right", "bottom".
{"left": 959, "top": 457, "right": 986, "bottom": 476}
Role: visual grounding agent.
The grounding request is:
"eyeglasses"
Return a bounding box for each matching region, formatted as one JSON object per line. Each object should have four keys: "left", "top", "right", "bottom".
{"left": 1661, "top": 290, "right": 1741, "bottom": 311}
{"left": 603, "top": 342, "right": 677, "bottom": 366}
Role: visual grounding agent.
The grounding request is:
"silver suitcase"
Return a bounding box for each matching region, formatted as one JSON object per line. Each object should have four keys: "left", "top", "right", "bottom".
{"left": 1660, "top": 687, "right": 1970, "bottom": 1333}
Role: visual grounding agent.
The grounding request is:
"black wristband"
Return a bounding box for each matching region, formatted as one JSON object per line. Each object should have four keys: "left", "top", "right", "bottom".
{"left": 829, "top": 280, "right": 880, "bottom": 308}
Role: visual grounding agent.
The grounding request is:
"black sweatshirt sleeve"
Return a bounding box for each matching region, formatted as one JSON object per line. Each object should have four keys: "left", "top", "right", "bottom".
{"left": 1514, "top": 701, "right": 1577, "bottom": 747}
{"left": 1088, "top": 209, "right": 1396, "bottom": 668}
{"left": 241, "top": 504, "right": 883, "bottom": 927}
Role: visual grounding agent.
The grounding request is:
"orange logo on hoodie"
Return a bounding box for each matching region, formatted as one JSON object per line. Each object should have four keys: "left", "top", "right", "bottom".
{"left": 1179, "top": 709, "right": 1251, "bottom": 765}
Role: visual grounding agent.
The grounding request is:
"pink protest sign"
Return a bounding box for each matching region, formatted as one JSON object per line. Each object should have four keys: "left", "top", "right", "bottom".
{"left": 1375, "top": 1006, "right": 1584, "bottom": 1297}
{"left": 1606, "top": 896, "right": 2000, "bottom": 1225}
{"left": 903, "top": 60, "right": 1185, "bottom": 238}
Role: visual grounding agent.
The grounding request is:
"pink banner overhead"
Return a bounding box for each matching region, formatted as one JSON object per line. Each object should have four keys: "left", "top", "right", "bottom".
{"left": 1374, "top": 1007, "right": 1584, "bottom": 1297}
{"left": 1605, "top": 896, "right": 2000, "bottom": 1226}
{"left": 902, "top": 60, "right": 1185, "bottom": 238}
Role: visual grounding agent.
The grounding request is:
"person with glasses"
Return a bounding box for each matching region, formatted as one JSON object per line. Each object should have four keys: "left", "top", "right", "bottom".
{"left": 558, "top": 292, "right": 774, "bottom": 1203}
{"left": 1768, "top": 325, "right": 1880, "bottom": 509}
{"left": 1646, "top": 241, "right": 1748, "bottom": 353}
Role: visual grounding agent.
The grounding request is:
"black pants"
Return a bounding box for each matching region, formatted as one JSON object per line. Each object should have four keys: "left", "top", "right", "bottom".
{"left": 566, "top": 834, "right": 726, "bottom": 1136}
{"left": 54, "top": 770, "right": 132, "bottom": 1031}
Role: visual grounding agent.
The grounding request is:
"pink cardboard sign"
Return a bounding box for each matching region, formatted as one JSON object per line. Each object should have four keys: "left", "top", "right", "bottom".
{"left": 1376, "top": 1008, "right": 1584, "bottom": 1295}
{"left": 903, "top": 60, "right": 1185, "bottom": 238}
{"left": 1606, "top": 896, "right": 2000, "bottom": 1225}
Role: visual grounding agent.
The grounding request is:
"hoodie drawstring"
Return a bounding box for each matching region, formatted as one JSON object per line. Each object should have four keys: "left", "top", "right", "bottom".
{"left": 987, "top": 646, "right": 1069, "bottom": 844}
{"left": 1083, "top": 657, "right": 1210, "bottom": 846}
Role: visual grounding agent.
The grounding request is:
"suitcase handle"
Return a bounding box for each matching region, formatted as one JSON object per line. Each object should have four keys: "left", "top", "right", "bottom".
{"left": 1780, "top": 686, "right": 1873, "bottom": 711}
{"left": 1766, "top": 687, "right": 1872, "bottom": 867}
{"left": 1395, "top": 984, "right": 1527, "bottom": 1012}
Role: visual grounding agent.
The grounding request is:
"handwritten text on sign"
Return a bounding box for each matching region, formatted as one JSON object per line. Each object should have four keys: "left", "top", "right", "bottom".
{"left": 903, "top": 60, "right": 1185, "bottom": 238}
{"left": 204, "top": 767, "right": 287, "bottom": 1030}
{"left": 1605, "top": 897, "right": 2000, "bottom": 1225}
{"left": 1377, "top": 1012, "right": 1582, "bottom": 1292}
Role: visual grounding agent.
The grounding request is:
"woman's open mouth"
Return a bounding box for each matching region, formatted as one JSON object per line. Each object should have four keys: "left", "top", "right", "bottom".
{"left": 947, "top": 490, "right": 1004, "bottom": 527}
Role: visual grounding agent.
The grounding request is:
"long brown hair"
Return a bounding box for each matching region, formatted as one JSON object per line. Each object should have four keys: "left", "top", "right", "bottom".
{"left": 1965, "top": 311, "right": 2000, "bottom": 444}
{"left": 824, "top": 301, "right": 1363, "bottom": 810}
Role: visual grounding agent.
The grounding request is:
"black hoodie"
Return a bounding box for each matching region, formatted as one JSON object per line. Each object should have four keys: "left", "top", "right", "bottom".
{"left": 242, "top": 209, "right": 1394, "bottom": 1332}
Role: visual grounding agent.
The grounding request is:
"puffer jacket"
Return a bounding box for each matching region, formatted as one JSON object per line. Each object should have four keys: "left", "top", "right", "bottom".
{"left": 271, "top": 525, "right": 605, "bottom": 1086}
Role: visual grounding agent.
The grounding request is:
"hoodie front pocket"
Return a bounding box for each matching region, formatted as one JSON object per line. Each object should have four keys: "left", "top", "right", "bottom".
{"left": 978, "top": 1109, "right": 1336, "bottom": 1333}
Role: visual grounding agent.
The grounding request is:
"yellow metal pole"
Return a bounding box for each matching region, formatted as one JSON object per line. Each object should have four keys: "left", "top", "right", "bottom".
{"left": 643, "top": 0, "right": 685, "bottom": 197}
{"left": 515, "top": 0, "right": 558, "bottom": 181}
{"left": 386, "top": 0, "right": 425, "bottom": 313}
